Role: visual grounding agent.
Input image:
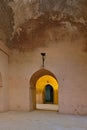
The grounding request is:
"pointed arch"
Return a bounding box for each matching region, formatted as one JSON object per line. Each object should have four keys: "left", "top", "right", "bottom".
{"left": 29, "top": 68, "right": 58, "bottom": 111}
{"left": 30, "top": 68, "right": 58, "bottom": 89}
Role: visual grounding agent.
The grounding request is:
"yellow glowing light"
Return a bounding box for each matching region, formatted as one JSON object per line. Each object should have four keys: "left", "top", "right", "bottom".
{"left": 36, "top": 75, "right": 58, "bottom": 90}
{"left": 36, "top": 75, "right": 58, "bottom": 104}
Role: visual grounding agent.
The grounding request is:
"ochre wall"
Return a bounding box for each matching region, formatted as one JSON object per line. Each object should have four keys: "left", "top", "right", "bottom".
{"left": 36, "top": 75, "right": 58, "bottom": 104}
{"left": 9, "top": 41, "right": 87, "bottom": 114}
{"left": 0, "top": 41, "right": 9, "bottom": 111}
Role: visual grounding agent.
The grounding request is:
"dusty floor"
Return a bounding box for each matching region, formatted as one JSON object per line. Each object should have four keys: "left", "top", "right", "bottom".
{"left": 0, "top": 110, "right": 87, "bottom": 130}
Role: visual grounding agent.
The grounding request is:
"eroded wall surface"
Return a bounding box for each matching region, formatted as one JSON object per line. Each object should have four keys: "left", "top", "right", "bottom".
{"left": 0, "top": 42, "right": 9, "bottom": 111}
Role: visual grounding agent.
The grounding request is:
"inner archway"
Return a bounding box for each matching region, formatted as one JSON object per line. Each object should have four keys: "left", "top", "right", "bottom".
{"left": 29, "top": 69, "right": 59, "bottom": 111}
{"left": 36, "top": 75, "right": 58, "bottom": 105}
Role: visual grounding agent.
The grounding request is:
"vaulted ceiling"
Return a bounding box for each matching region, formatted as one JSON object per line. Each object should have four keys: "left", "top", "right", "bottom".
{"left": 0, "top": 0, "right": 87, "bottom": 51}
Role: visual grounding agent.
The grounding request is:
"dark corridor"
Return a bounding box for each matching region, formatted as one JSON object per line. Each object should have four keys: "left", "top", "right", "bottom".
{"left": 45, "top": 84, "right": 53, "bottom": 103}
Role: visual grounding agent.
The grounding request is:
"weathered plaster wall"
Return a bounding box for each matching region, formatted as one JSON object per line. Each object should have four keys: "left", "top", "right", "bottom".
{"left": 9, "top": 8, "right": 87, "bottom": 114}
{"left": 0, "top": 0, "right": 87, "bottom": 47}
{"left": 0, "top": 0, "right": 87, "bottom": 114}
{"left": 9, "top": 49, "right": 39, "bottom": 111}
{"left": 9, "top": 39, "right": 87, "bottom": 114}
{"left": 9, "top": 0, "right": 87, "bottom": 39}
{"left": 0, "top": 0, "right": 14, "bottom": 44}
{"left": 7, "top": 0, "right": 87, "bottom": 114}
{"left": 0, "top": 41, "right": 9, "bottom": 111}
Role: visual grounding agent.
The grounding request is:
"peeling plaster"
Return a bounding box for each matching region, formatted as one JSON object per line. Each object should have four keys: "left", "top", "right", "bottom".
{"left": 10, "top": 12, "right": 87, "bottom": 52}
{"left": 0, "top": 0, "right": 87, "bottom": 51}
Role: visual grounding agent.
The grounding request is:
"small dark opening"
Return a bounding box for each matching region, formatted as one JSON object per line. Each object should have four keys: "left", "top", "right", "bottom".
{"left": 45, "top": 84, "right": 53, "bottom": 104}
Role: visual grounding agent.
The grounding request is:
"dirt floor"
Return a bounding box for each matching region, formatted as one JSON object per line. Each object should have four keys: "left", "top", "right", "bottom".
{"left": 0, "top": 110, "right": 87, "bottom": 130}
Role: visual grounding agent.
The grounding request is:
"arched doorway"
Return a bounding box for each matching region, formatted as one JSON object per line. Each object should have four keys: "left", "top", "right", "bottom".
{"left": 36, "top": 75, "right": 58, "bottom": 105}
{"left": 45, "top": 84, "right": 53, "bottom": 103}
{"left": 29, "top": 69, "right": 59, "bottom": 111}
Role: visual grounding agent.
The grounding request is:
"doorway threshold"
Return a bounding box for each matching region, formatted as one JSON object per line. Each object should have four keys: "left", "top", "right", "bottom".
{"left": 36, "top": 104, "right": 58, "bottom": 111}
